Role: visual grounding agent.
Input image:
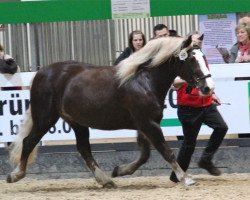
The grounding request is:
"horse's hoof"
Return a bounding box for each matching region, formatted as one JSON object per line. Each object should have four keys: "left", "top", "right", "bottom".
{"left": 6, "top": 174, "right": 14, "bottom": 183}
{"left": 112, "top": 166, "right": 119, "bottom": 177}
{"left": 6, "top": 173, "right": 25, "bottom": 183}
{"left": 183, "top": 177, "right": 196, "bottom": 186}
{"left": 103, "top": 181, "right": 117, "bottom": 189}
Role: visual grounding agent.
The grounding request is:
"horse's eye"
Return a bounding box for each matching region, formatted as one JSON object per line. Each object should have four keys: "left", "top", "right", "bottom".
{"left": 191, "top": 52, "right": 195, "bottom": 56}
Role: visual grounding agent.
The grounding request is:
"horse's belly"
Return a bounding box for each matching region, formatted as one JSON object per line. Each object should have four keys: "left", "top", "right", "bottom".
{"left": 62, "top": 108, "right": 135, "bottom": 130}
{"left": 85, "top": 115, "right": 135, "bottom": 130}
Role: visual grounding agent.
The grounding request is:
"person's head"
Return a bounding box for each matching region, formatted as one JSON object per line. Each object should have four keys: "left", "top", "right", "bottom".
{"left": 128, "top": 30, "right": 146, "bottom": 52}
{"left": 153, "top": 24, "right": 169, "bottom": 38}
{"left": 235, "top": 23, "right": 250, "bottom": 45}
{"left": 238, "top": 16, "right": 250, "bottom": 26}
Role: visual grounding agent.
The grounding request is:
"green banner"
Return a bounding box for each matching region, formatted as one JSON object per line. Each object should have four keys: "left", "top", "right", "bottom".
{"left": 0, "top": 0, "right": 112, "bottom": 24}
{"left": 150, "top": 0, "right": 250, "bottom": 17}
{"left": 0, "top": 0, "right": 249, "bottom": 24}
{"left": 160, "top": 118, "right": 181, "bottom": 127}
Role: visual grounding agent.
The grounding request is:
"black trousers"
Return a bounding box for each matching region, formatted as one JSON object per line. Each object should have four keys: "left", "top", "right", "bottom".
{"left": 172, "top": 104, "right": 228, "bottom": 174}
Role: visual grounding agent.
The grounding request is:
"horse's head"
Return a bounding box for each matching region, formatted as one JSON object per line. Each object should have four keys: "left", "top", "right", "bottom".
{"left": 0, "top": 54, "right": 18, "bottom": 74}
{"left": 176, "top": 35, "right": 214, "bottom": 96}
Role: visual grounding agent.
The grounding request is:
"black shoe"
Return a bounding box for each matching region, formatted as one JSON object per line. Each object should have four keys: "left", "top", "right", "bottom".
{"left": 169, "top": 172, "right": 180, "bottom": 183}
{"left": 198, "top": 159, "right": 222, "bottom": 176}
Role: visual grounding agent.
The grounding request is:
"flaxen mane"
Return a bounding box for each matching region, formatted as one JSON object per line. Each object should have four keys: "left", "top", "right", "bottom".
{"left": 116, "top": 37, "right": 185, "bottom": 85}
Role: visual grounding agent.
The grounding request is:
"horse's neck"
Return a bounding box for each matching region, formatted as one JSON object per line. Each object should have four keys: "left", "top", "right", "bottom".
{"left": 150, "top": 60, "right": 177, "bottom": 102}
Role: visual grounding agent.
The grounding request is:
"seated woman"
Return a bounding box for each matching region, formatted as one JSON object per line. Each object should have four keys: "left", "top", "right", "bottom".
{"left": 223, "top": 23, "right": 250, "bottom": 63}
{"left": 114, "top": 30, "right": 146, "bottom": 65}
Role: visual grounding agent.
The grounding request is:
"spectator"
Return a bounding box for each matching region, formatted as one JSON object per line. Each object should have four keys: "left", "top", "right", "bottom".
{"left": 169, "top": 32, "right": 228, "bottom": 183}
{"left": 0, "top": 44, "right": 20, "bottom": 91}
{"left": 222, "top": 23, "right": 250, "bottom": 63}
{"left": 0, "top": 44, "right": 19, "bottom": 75}
{"left": 237, "top": 16, "right": 250, "bottom": 139}
{"left": 153, "top": 24, "right": 170, "bottom": 38}
{"left": 114, "top": 30, "right": 146, "bottom": 65}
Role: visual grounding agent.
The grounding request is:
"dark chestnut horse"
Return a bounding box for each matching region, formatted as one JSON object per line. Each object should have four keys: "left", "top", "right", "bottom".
{"left": 7, "top": 36, "right": 214, "bottom": 188}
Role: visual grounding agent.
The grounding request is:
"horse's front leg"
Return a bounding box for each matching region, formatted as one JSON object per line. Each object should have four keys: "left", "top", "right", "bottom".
{"left": 139, "top": 121, "right": 196, "bottom": 186}
{"left": 112, "top": 131, "right": 151, "bottom": 177}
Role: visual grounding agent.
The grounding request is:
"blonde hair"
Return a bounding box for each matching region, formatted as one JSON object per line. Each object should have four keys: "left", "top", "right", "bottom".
{"left": 116, "top": 36, "right": 184, "bottom": 85}
{"left": 235, "top": 23, "right": 250, "bottom": 38}
{"left": 238, "top": 16, "right": 250, "bottom": 26}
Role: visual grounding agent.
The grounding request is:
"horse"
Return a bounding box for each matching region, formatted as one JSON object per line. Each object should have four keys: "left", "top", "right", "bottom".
{"left": 7, "top": 35, "right": 214, "bottom": 188}
{"left": 0, "top": 53, "right": 18, "bottom": 74}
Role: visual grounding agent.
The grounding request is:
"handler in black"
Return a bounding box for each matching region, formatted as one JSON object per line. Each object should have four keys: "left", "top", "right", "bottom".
{"left": 169, "top": 33, "right": 228, "bottom": 183}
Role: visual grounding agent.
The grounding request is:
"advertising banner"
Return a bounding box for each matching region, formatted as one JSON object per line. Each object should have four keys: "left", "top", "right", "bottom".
{"left": 0, "top": 65, "right": 250, "bottom": 142}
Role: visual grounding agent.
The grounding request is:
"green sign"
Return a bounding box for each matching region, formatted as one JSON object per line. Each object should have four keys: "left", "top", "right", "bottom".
{"left": 0, "top": 0, "right": 249, "bottom": 24}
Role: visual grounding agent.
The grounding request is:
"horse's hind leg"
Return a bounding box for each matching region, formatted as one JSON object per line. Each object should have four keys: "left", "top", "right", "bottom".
{"left": 7, "top": 109, "right": 59, "bottom": 183}
{"left": 7, "top": 127, "right": 44, "bottom": 183}
{"left": 112, "top": 131, "right": 151, "bottom": 177}
{"left": 69, "top": 122, "right": 116, "bottom": 188}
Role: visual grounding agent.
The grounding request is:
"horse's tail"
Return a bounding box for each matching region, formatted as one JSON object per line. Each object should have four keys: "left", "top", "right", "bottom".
{"left": 9, "top": 106, "right": 37, "bottom": 166}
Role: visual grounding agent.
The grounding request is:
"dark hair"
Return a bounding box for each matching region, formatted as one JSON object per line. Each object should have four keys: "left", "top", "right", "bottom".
{"left": 169, "top": 29, "right": 178, "bottom": 37}
{"left": 128, "top": 30, "right": 146, "bottom": 52}
{"left": 153, "top": 24, "right": 168, "bottom": 35}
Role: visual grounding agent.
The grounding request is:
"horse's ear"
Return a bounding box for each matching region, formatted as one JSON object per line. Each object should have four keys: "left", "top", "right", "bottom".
{"left": 181, "top": 35, "right": 192, "bottom": 49}
{"left": 199, "top": 34, "right": 204, "bottom": 41}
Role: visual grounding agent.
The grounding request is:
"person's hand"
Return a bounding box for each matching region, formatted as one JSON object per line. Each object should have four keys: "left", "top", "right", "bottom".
{"left": 216, "top": 46, "right": 230, "bottom": 63}
{"left": 171, "top": 78, "right": 187, "bottom": 90}
{"left": 212, "top": 93, "right": 221, "bottom": 105}
{"left": 222, "top": 54, "right": 230, "bottom": 63}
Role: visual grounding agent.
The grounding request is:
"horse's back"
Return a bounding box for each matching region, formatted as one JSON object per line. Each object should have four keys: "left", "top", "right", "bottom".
{"left": 33, "top": 61, "right": 114, "bottom": 90}
{"left": 30, "top": 61, "right": 131, "bottom": 129}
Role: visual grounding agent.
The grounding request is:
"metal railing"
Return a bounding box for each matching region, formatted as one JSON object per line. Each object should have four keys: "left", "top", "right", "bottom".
{"left": 0, "top": 15, "right": 198, "bottom": 71}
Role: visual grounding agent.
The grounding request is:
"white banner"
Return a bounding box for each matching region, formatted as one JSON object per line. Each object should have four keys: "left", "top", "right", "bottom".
{"left": 0, "top": 64, "right": 250, "bottom": 142}
{"left": 111, "top": 0, "right": 150, "bottom": 19}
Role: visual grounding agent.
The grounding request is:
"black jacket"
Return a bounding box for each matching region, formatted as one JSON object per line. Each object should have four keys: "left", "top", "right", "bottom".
{"left": 114, "top": 47, "right": 133, "bottom": 65}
